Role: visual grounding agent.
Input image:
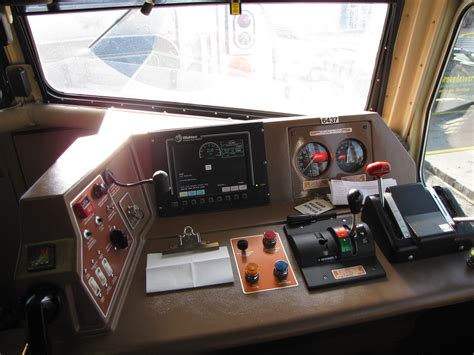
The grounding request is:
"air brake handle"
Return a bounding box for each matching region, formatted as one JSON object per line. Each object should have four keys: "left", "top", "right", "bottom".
{"left": 366, "top": 161, "right": 391, "bottom": 178}
{"left": 366, "top": 161, "right": 391, "bottom": 207}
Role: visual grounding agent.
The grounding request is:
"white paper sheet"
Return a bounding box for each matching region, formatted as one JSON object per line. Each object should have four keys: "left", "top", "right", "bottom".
{"left": 328, "top": 178, "right": 397, "bottom": 205}
{"left": 146, "top": 246, "right": 234, "bottom": 293}
{"left": 294, "top": 198, "right": 334, "bottom": 215}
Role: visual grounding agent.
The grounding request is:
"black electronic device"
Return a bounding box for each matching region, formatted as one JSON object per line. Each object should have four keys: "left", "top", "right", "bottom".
{"left": 362, "top": 183, "right": 473, "bottom": 262}
{"left": 285, "top": 189, "right": 385, "bottom": 290}
{"left": 150, "top": 122, "right": 269, "bottom": 216}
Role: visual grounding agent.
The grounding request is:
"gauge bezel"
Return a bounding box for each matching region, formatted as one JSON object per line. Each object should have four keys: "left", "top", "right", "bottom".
{"left": 335, "top": 138, "right": 367, "bottom": 173}
{"left": 294, "top": 142, "right": 330, "bottom": 179}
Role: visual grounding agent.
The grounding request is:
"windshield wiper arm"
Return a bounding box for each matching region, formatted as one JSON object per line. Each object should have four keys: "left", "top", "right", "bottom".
{"left": 88, "top": 9, "right": 133, "bottom": 49}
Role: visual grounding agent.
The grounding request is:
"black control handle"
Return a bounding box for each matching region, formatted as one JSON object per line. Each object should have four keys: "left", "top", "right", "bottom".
{"left": 286, "top": 211, "right": 336, "bottom": 226}
{"left": 24, "top": 285, "right": 61, "bottom": 355}
{"left": 153, "top": 170, "right": 171, "bottom": 196}
{"left": 348, "top": 189, "right": 363, "bottom": 215}
{"left": 348, "top": 189, "right": 364, "bottom": 237}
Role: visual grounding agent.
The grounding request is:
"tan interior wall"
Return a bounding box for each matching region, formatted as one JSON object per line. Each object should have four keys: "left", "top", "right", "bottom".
{"left": 407, "top": 0, "right": 473, "bottom": 164}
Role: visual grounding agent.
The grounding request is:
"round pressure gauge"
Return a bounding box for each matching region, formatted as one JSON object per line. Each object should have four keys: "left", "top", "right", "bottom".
{"left": 335, "top": 139, "right": 367, "bottom": 172}
{"left": 295, "top": 143, "right": 329, "bottom": 178}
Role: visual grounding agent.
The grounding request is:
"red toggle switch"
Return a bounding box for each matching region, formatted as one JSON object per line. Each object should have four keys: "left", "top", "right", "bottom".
{"left": 366, "top": 161, "right": 391, "bottom": 178}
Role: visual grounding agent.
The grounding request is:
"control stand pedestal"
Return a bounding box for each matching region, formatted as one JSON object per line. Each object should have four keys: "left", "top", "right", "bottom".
{"left": 285, "top": 190, "right": 385, "bottom": 290}
{"left": 285, "top": 216, "right": 385, "bottom": 290}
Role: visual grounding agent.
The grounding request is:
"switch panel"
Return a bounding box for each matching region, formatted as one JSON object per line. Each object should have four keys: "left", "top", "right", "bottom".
{"left": 71, "top": 175, "right": 135, "bottom": 318}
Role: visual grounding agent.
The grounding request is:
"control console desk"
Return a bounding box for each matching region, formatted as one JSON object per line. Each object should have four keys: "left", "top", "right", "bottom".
{"left": 14, "top": 111, "right": 474, "bottom": 354}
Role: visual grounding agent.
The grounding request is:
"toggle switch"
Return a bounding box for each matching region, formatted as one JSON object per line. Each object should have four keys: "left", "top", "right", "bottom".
{"left": 88, "top": 277, "right": 101, "bottom": 297}
{"left": 95, "top": 267, "right": 108, "bottom": 286}
{"left": 101, "top": 258, "right": 113, "bottom": 277}
{"left": 237, "top": 239, "right": 248, "bottom": 255}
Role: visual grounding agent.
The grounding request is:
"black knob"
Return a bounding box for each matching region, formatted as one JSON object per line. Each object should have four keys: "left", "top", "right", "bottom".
{"left": 153, "top": 170, "right": 171, "bottom": 196}
{"left": 237, "top": 239, "right": 248, "bottom": 253}
{"left": 110, "top": 229, "right": 128, "bottom": 250}
{"left": 92, "top": 183, "right": 108, "bottom": 198}
{"left": 348, "top": 189, "right": 364, "bottom": 215}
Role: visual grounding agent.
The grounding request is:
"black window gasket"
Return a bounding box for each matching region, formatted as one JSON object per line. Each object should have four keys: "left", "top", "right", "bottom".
{"left": 13, "top": 0, "right": 402, "bottom": 120}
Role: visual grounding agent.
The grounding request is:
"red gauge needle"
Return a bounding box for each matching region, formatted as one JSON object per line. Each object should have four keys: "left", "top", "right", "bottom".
{"left": 302, "top": 151, "right": 328, "bottom": 173}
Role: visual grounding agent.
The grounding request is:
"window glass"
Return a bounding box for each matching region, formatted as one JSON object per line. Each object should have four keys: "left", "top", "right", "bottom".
{"left": 423, "top": 6, "right": 474, "bottom": 215}
{"left": 27, "top": 3, "right": 387, "bottom": 115}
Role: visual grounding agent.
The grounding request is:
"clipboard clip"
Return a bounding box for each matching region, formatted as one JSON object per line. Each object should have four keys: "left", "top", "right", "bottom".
{"left": 163, "top": 226, "right": 220, "bottom": 255}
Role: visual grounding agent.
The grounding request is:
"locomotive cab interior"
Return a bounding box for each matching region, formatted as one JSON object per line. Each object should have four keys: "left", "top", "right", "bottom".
{"left": 0, "top": 0, "right": 473, "bottom": 354}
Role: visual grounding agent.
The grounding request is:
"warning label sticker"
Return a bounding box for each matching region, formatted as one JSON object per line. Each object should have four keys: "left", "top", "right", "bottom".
{"left": 332, "top": 265, "right": 367, "bottom": 280}
{"left": 310, "top": 128, "right": 352, "bottom": 136}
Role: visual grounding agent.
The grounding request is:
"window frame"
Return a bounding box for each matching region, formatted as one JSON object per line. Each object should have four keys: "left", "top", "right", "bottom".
{"left": 13, "top": 0, "right": 402, "bottom": 120}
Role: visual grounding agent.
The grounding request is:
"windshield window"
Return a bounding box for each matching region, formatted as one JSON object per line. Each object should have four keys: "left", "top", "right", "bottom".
{"left": 27, "top": 3, "right": 388, "bottom": 115}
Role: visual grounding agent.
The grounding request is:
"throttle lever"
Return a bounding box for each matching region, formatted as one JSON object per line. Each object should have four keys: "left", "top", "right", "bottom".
{"left": 347, "top": 189, "right": 363, "bottom": 237}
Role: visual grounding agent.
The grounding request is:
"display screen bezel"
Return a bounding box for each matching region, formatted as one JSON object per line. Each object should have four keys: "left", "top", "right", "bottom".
{"left": 150, "top": 122, "right": 269, "bottom": 216}
{"left": 165, "top": 131, "right": 255, "bottom": 199}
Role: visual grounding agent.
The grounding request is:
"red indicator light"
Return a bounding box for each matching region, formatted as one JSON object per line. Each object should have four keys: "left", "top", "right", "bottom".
{"left": 338, "top": 154, "right": 347, "bottom": 160}
{"left": 73, "top": 195, "right": 95, "bottom": 219}
{"left": 263, "top": 230, "right": 277, "bottom": 240}
{"left": 334, "top": 227, "right": 349, "bottom": 238}
{"left": 228, "top": 57, "right": 252, "bottom": 77}
{"left": 237, "top": 13, "right": 251, "bottom": 28}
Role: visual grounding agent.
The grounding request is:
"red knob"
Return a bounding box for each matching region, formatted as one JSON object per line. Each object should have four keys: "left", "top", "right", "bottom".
{"left": 366, "top": 161, "right": 391, "bottom": 178}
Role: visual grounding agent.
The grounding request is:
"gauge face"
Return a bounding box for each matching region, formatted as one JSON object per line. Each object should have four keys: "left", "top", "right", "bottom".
{"left": 295, "top": 143, "right": 329, "bottom": 178}
{"left": 335, "top": 139, "right": 367, "bottom": 172}
{"left": 199, "top": 142, "right": 222, "bottom": 159}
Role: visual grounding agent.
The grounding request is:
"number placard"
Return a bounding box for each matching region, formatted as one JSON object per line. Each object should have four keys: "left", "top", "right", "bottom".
{"left": 320, "top": 117, "right": 339, "bottom": 125}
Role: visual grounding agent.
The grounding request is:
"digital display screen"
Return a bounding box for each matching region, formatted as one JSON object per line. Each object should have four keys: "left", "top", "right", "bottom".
{"left": 152, "top": 122, "right": 269, "bottom": 216}
{"left": 168, "top": 133, "right": 252, "bottom": 199}
{"left": 27, "top": 243, "right": 56, "bottom": 272}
